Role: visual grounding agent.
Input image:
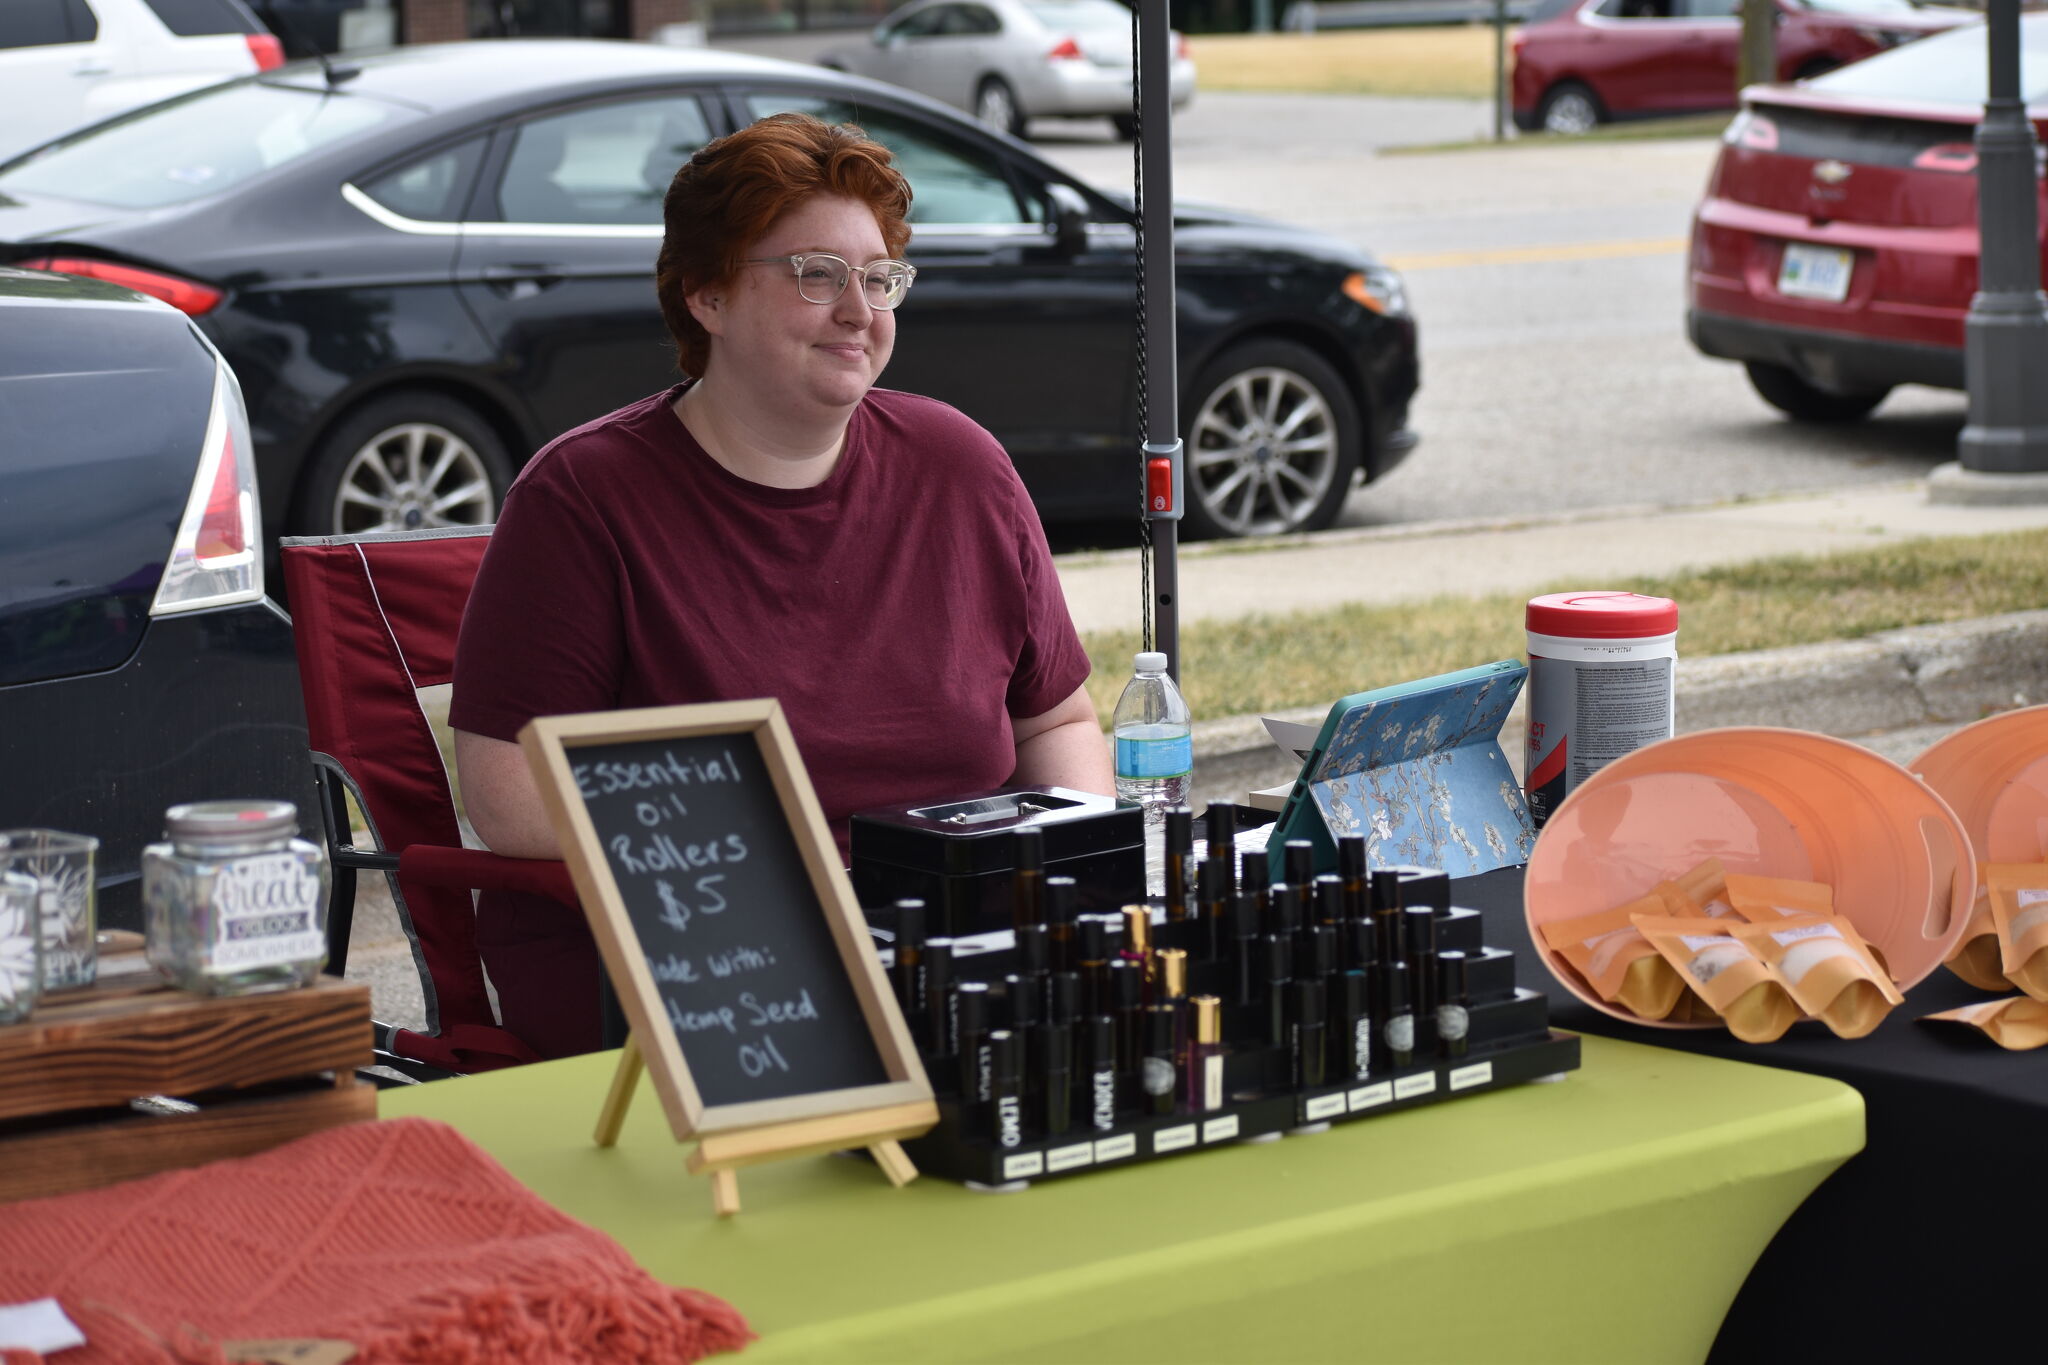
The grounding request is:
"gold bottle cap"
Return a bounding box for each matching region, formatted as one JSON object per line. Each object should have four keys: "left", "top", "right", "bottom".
{"left": 1193, "top": 994, "right": 1222, "bottom": 1044}
{"left": 1122, "top": 903, "right": 1153, "bottom": 955}
{"left": 1158, "top": 946, "right": 1188, "bottom": 999}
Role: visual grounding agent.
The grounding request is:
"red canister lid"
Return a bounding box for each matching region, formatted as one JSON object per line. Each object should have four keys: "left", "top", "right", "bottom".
{"left": 1526, "top": 591, "right": 1678, "bottom": 639}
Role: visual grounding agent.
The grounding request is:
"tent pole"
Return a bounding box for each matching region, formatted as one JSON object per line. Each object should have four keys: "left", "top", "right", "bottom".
{"left": 1136, "top": 0, "right": 1182, "bottom": 682}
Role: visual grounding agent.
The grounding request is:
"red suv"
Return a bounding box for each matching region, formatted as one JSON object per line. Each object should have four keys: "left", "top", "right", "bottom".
{"left": 1512, "top": 0, "right": 1972, "bottom": 136}
{"left": 1687, "top": 18, "right": 2040, "bottom": 420}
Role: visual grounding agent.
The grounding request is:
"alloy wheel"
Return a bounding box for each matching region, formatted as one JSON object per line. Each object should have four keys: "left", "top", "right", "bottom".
{"left": 330, "top": 421, "right": 498, "bottom": 535}
{"left": 1188, "top": 365, "right": 1341, "bottom": 537}
{"left": 1542, "top": 89, "right": 1598, "bottom": 136}
{"left": 976, "top": 81, "right": 1019, "bottom": 136}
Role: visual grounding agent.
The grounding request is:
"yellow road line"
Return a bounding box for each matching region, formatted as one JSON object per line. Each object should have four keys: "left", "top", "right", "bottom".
{"left": 1385, "top": 236, "right": 1688, "bottom": 272}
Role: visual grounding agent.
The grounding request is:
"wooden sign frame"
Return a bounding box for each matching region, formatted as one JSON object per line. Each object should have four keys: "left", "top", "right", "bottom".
{"left": 520, "top": 700, "right": 935, "bottom": 1213}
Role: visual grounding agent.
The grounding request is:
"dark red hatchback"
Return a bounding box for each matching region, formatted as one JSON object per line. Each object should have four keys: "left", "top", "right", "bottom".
{"left": 1512, "top": 0, "right": 1971, "bottom": 136}
{"left": 1687, "top": 17, "right": 2046, "bottom": 420}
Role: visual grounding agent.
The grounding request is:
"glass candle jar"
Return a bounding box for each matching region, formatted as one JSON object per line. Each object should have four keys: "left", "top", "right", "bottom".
{"left": 143, "top": 800, "right": 330, "bottom": 996}
{"left": 3, "top": 828, "right": 99, "bottom": 991}
{"left": 0, "top": 857, "right": 41, "bottom": 1024}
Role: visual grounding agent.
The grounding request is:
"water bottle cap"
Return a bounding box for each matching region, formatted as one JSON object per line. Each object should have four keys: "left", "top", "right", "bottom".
{"left": 1134, "top": 651, "right": 1167, "bottom": 672}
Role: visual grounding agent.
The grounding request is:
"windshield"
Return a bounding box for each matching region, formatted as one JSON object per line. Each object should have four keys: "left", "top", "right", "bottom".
{"left": 0, "top": 79, "right": 403, "bottom": 209}
{"left": 1794, "top": 0, "right": 1919, "bottom": 16}
{"left": 1023, "top": 0, "right": 1134, "bottom": 30}
{"left": 1809, "top": 16, "right": 2048, "bottom": 103}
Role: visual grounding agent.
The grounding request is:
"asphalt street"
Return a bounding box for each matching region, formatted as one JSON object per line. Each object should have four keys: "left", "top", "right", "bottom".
{"left": 1031, "top": 95, "right": 1966, "bottom": 537}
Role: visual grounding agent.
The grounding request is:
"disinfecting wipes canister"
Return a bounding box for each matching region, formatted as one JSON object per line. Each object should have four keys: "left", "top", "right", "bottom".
{"left": 1525, "top": 591, "right": 1679, "bottom": 827}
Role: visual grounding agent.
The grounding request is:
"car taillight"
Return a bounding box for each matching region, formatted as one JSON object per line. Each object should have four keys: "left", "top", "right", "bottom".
{"left": 1047, "top": 36, "right": 1083, "bottom": 61}
{"left": 1510, "top": 30, "right": 1525, "bottom": 56}
{"left": 152, "top": 361, "right": 264, "bottom": 616}
{"left": 196, "top": 428, "right": 248, "bottom": 559}
{"left": 246, "top": 33, "right": 284, "bottom": 70}
{"left": 1913, "top": 143, "right": 1978, "bottom": 173}
{"left": 14, "top": 256, "right": 222, "bottom": 316}
{"left": 1175, "top": 33, "right": 1189, "bottom": 60}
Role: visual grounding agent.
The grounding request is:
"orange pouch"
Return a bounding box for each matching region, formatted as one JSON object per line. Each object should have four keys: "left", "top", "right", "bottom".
{"left": 1920, "top": 996, "right": 2048, "bottom": 1050}
{"left": 1724, "top": 873, "right": 1834, "bottom": 924}
{"left": 1671, "top": 857, "right": 1737, "bottom": 919}
{"left": 1730, "top": 916, "right": 1902, "bottom": 1040}
{"left": 1984, "top": 863, "right": 2048, "bottom": 1002}
{"left": 1631, "top": 915, "right": 1802, "bottom": 1043}
{"left": 1945, "top": 885, "right": 2011, "bottom": 993}
{"left": 1540, "top": 889, "right": 1690, "bottom": 1020}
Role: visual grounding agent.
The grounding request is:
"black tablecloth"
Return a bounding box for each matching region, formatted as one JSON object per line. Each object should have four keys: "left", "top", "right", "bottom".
{"left": 1459, "top": 865, "right": 2044, "bottom": 1361}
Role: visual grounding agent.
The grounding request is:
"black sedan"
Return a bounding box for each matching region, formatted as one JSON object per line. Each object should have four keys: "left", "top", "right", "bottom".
{"left": 0, "top": 40, "right": 1419, "bottom": 541}
{"left": 0, "top": 267, "right": 316, "bottom": 932}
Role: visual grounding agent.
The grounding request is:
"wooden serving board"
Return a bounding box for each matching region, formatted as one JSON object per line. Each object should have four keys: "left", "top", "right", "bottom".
{"left": 0, "top": 972, "right": 376, "bottom": 1203}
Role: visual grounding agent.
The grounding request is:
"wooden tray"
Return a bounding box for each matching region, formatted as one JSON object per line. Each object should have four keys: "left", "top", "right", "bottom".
{"left": 0, "top": 967, "right": 375, "bottom": 1202}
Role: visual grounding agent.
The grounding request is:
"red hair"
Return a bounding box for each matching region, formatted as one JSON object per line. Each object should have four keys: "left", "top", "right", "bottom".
{"left": 655, "top": 113, "right": 912, "bottom": 378}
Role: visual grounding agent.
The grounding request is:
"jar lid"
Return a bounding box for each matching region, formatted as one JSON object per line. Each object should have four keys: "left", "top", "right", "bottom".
{"left": 1526, "top": 591, "right": 1679, "bottom": 639}
{"left": 165, "top": 799, "right": 298, "bottom": 840}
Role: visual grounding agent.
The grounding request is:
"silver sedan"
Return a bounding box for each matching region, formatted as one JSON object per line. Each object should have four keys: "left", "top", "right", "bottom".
{"left": 818, "top": 0, "right": 1196, "bottom": 140}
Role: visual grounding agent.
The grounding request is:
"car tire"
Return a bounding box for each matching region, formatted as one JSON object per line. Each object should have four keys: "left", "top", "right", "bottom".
{"left": 1180, "top": 338, "right": 1361, "bottom": 540}
{"left": 298, "top": 391, "right": 513, "bottom": 537}
{"left": 1744, "top": 361, "right": 1891, "bottom": 422}
{"left": 974, "top": 76, "right": 1025, "bottom": 138}
{"left": 1111, "top": 112, "right": 1138, "bottom": 141}
{"left": 1537, "top": 81, "right": 1602, "bottom": 136}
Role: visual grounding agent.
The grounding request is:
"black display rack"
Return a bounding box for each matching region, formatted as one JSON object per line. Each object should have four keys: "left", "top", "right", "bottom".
{"left": 889, "top": 894, "right": 1581, "bottom": 1189}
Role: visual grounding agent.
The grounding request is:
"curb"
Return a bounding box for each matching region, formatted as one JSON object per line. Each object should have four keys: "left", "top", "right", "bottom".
{"left": 1188, "top": 608, "right": 2048, "bottom": 800}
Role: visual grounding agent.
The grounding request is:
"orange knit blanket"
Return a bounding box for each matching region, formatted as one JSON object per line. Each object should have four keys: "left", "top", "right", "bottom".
{"left": 0, "top": 1117, "right": 751, "bottom": 1364}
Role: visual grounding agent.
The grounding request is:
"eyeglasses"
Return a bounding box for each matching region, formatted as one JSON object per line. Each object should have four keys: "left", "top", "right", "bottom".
{"left": 744, "top": 252, "right": 918, "bottom": 309}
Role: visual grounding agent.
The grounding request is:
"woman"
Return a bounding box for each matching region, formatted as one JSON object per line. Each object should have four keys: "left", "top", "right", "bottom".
{"left": 449, "top": 113, "right": 1111, "bottom": 1059}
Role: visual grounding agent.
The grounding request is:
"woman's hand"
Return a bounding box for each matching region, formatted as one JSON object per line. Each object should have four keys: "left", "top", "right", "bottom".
{"left": 453, "top": 728, "right": 563, "bottom": 859}
{"left": 1011, "top": 685, "right": 1114, "bottom": 796}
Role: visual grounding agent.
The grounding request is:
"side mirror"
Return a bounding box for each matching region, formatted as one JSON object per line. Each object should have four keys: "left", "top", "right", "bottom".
{"left": 1046, "top": 182, "right": 1090, "bottom": 255}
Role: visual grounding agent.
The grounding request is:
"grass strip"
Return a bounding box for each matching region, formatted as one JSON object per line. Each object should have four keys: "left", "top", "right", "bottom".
{"left": 1079, "top": 529, "right": 2048, "bottom": 725}
{"left": 1187, "top": 28, "right": 1502, "bottom": 98}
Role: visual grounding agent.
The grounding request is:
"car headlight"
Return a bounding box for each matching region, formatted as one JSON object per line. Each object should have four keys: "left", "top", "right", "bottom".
{"left": 1344, "top": 265, "right": 1409, "bottom": 318}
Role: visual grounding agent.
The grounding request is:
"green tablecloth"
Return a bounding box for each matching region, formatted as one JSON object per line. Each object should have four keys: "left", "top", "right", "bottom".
{"left": 381, "top": 1035, "right": 1861, "bottom": 1364}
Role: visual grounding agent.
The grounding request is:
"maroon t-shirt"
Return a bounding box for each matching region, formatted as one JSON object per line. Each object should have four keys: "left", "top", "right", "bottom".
{"left": 452, "top": 383, "right": 1091, "bottom": 858}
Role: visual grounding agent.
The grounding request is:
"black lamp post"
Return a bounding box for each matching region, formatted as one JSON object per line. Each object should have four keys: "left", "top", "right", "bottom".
{"left": 1937, "top": 0, "right": 2048, "bottom": 499}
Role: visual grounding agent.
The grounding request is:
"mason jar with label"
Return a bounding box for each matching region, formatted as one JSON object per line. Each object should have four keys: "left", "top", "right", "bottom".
{"left": 143, "top": 800, "right": 330, "bottom": 995}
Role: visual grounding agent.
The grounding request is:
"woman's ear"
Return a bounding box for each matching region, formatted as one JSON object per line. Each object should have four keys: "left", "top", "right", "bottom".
{"left": 684, "top": 281, "right": 726, "bottom": 338}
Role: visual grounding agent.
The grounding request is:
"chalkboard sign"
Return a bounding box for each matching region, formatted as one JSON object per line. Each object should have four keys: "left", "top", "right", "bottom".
{"left": 521, "top": 700, "right": 931, "bottom": 1138}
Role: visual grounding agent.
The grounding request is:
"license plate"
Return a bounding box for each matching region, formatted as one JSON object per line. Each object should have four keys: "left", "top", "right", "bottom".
{"left": 1778, "top": 243, "right": 1854, "bottom": 302}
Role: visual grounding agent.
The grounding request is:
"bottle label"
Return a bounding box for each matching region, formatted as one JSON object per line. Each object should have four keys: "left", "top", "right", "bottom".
{"left": 1141, "top": 1055, "right": 1176, "bottom": 1097}
{"left": 1436, "top": 1004, "right": 1469, "bottom": 1042}
{"left": 208, "top": 852, "right": 325, "bottom": 973}
{"left": 1115, "top": 733, "right": 1193, "bottom": 780}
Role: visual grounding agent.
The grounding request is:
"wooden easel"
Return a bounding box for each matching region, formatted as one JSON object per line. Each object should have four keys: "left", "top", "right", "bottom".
{"left": 593, "top": 1034, "right": 934, "bottom": 1217}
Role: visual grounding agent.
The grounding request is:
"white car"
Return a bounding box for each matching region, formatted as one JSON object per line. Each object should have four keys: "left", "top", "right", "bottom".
{"left": 0, "top": 0, "right": 281, "bottom": 164}
{"left": 819, "top": 0, "right": 1195, "bottom": 140}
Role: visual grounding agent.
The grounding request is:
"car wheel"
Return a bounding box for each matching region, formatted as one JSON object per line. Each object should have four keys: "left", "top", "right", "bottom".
{"left": 975, "top": 77, "right": 1024, "bottom": 138}
{"left": 1538, "top": 81, "right": 1601, "bottom": 136}
{"left": 1743, "top": 361, "right": 1891, "bottom": 422}
{"left": 299, "top": 391, "right": 513, "bottom": 537}
{"left": 1181, "top": 338, "right": 1361, "bottom": 539}
{"left": 1111, "top": 112, "right": 1138, "bottom": 141}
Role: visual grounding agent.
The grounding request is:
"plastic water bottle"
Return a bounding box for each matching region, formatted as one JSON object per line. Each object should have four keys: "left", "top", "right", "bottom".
{"left": 1113, "top": 651, "right": 1193, "bottom": 813}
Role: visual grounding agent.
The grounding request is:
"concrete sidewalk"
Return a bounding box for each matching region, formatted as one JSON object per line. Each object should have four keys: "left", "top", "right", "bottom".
{"left": 1048, "top": 478, "right": 2048, "bottom": 803}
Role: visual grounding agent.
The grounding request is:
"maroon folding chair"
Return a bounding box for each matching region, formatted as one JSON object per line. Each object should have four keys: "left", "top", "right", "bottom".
{"left": 281, "top": 526, "right": 578, "bottom": 1074}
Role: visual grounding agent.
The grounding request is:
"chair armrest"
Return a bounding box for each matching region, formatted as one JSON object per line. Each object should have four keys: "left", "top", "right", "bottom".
{"left": 398, "top": 845, "right": 579, "bottom": 908}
